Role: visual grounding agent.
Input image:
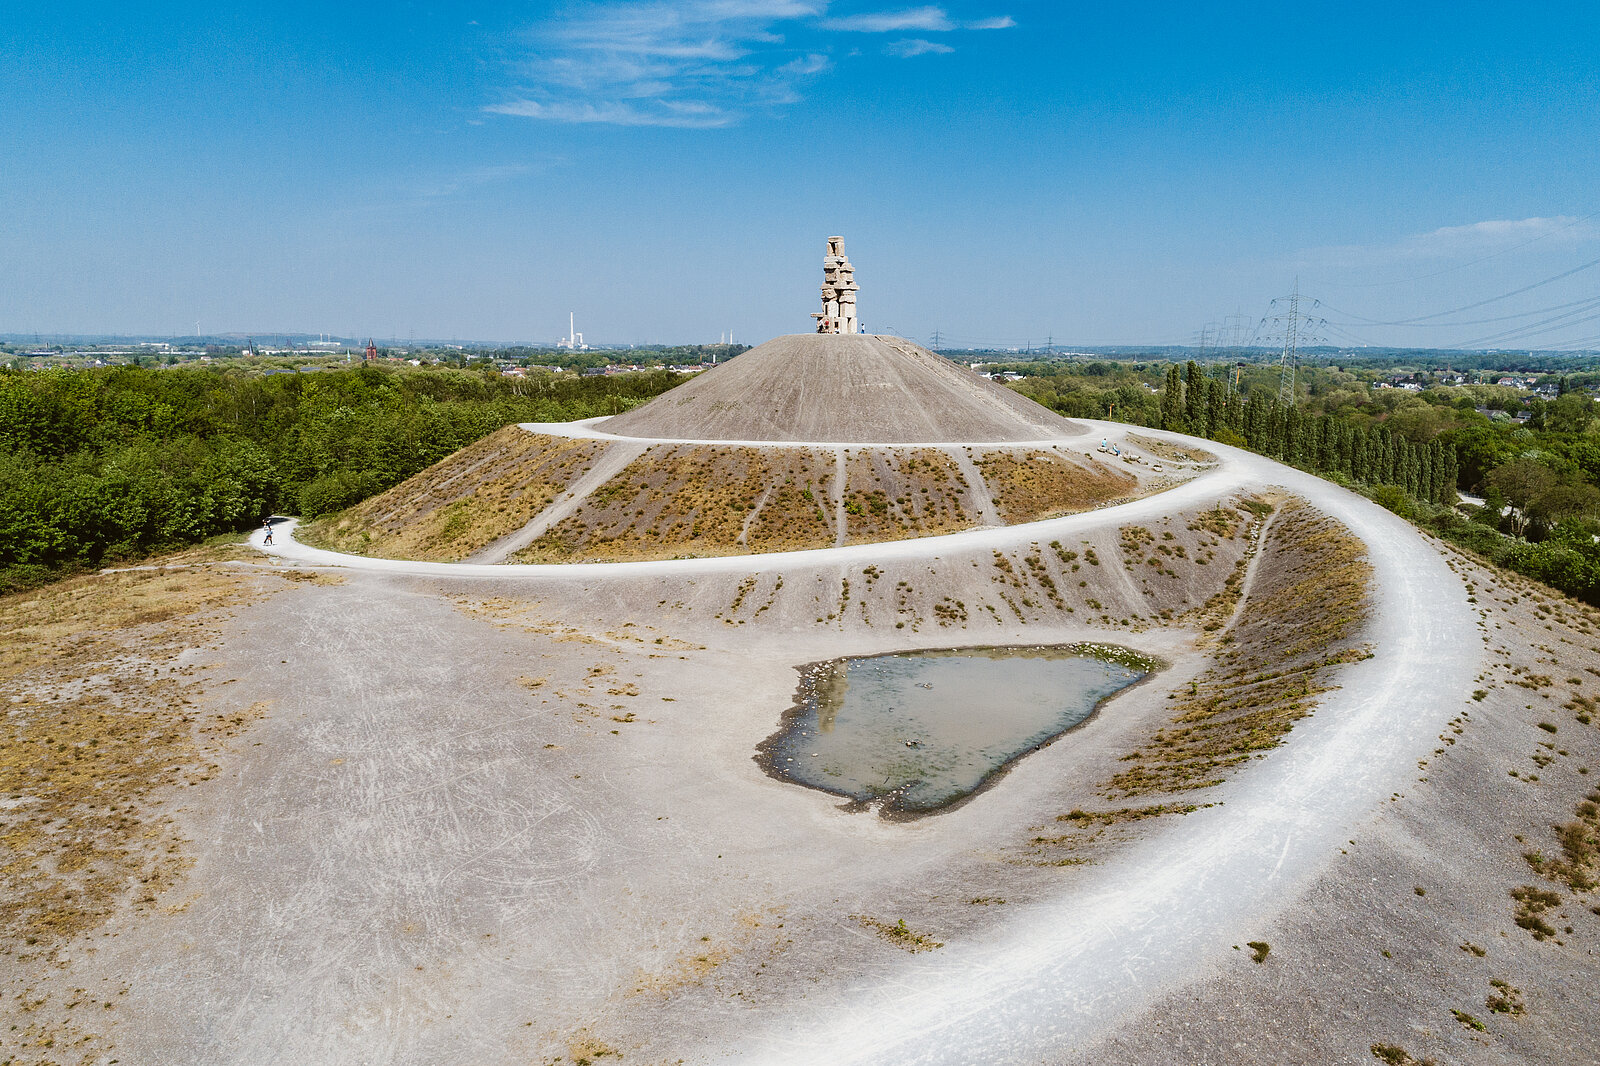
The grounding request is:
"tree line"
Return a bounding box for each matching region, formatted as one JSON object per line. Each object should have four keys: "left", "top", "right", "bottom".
{"left": 0, "top": 364, "right": 682, "bottom": 593}
{"left": 1158, "top": 361, "right": 1459, "bottom": 507}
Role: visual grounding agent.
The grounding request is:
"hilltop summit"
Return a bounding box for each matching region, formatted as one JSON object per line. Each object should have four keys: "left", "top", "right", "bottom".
{"left": 604, "top": 237, "right": 1080, "bottom": 443}
{"left": 600, "top": 332, "right": 1081, "bottom": 443}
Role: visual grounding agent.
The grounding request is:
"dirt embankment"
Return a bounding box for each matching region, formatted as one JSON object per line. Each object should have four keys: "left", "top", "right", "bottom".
{"left": 1126, "top": 432, "right": 1218, "bottom": 465}
{"left": 701, "top": 495, "right": 1269, "bottom": 635}
{"left": 515, "top": 444, "right": 839, "bottom": 562}
{"left": 301, "top": 427, "right": 605, "bottom": 561}
{"left": 1104, "top": 499, "right": 1373, "bottom": 797}
{"left": 975, "top": 448, "right": 1138, "bottom": 523}
{"left": 840, "top": 449, "right": 976, "bottom": 544}
{"left": 517, "top": 441, "right": 1144, "bottom": 564}
{"left": 312, "top": 426, "right": 1158, "bottom": 565}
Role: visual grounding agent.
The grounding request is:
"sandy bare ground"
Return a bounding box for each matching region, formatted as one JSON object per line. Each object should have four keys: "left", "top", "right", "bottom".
{"left": 4, "top": 420, "right": 1530, "bottom": 1066}
{"left": 599, "top": 333, "right": 1082, "bottom": 443}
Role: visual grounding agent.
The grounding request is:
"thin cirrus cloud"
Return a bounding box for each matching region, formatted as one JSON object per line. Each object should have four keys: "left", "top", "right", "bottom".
{"left": 822, "top": 5, "right": 953, "bottom": 31}
{"left": 1304, "top": 216, "right": 1600, "bottom": 268}
{"left": 886, "top": 38, "right": 955, "bottom": 57}
{"left": 821, "top": 6, "right": 1015, "bottom": 32}
{"left": 486, "top": 2, "right": 1013, "bottom": 127}
{"left": 486, "top": 0, "right": 830, "bottom": 129}
{"left": 412, "top": 164, "right": 544, "bottom": 199}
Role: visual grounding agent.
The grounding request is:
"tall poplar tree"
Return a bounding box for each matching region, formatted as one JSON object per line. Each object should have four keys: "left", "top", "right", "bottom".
{"left": 1184, "top": 362, "right": 1206, "bottom": 432}
{"left": 1244, "top": 392, "right": 1269, "bottom": 447}
{"left": 1205, "top": 379, "right": 1225, "bottom": 439}
{"left": 1161, "top": 364, "right": 1185, "bottom": 431}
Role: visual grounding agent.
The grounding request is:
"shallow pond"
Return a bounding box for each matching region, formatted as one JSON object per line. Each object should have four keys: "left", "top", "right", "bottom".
{"left": 756, "top": 644, "right": 1155, "bottom": 817}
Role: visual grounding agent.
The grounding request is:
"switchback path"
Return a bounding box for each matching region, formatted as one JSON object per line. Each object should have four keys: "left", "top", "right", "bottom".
{"left": 248, "top": 420, "right": 1478, "bottom": 1065}
{"left": 258, "top": 419, "right": 1223, "bottom": 579}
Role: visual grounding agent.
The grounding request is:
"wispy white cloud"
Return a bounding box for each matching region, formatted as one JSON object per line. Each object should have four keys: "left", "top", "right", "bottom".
{"left": 1400, "top": 216, "right": 1600, "bottom": 256}
{"left": 885, "top": 37, "right": 953, "bottom": 56}
{"left": 486, "top": 1, "right": 1011, "bottom": 127}
{"left": 824, "top": 5, "right": 951, "bottom": 31}
{"left": 412, "top": 164, "right": 543, "bottom": 198}
{"left": 780, "top": 52, "right": 831, "bottom": 74}
{"left": 1305, "top": 216, "right": 1600, "bottom": 267}
{"left": 488, "top": 0, "right": 829, "bottom": 127}
{"left": 821, "top": 7, "right": 1015, "bottom": 32}
{"left": 486, "top": 98, "right": 738, "bottom": 128}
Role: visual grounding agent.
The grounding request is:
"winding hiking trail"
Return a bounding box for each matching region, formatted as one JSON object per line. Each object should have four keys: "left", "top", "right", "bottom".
{"left": 242, "top": 419, "right": 1478, "bottom": 1065}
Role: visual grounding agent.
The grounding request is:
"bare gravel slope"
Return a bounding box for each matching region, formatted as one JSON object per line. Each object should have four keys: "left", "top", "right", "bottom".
{"left": 601, "top": 334, "right": 1083, "bottom": 443}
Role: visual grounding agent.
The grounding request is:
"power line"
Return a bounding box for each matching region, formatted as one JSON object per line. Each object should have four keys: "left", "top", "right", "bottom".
{"left": 1329, "top": 293, "right": 1600, "bottom": 330}
{"left": 1548, "top": 332, "right": 1600, "bottom": 351}
{"left": 1319, "top": 253, "right": 1600, "bottom": 326}
{"left": 1320, "top": 320, "right": 1379, "bottom": 347}
{"left": 1452, "top": 305, "right": 1600, "bottom": 349}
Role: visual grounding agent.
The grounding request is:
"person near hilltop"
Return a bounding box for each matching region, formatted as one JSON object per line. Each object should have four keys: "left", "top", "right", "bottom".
{"left": 262, "top": 519, "right": 274, "bottom": 546}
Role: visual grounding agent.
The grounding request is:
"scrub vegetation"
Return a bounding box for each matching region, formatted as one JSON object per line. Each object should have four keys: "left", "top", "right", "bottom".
{"left": 842, "top": 450, "right": 973, "bottom": 543}
{"left": 1105, "top": 499, "right": 1372, "bottom": 797}
{"left": 302, "top": 428, "right": 605, "bottom": 560}
{"left": 519, "top": 444, "right": 838, "bottom": 561}
{"left": 380, "top": 440, "right": 1164, "bottom": 565}
{"left": 851, "top": 915, "right": 943, "bottom": 953}
{"left": 0, "top": 547, "right": 274, "bottom": 957}
{"left": 974, "top": 450, "right": 1136, "bottom": 522}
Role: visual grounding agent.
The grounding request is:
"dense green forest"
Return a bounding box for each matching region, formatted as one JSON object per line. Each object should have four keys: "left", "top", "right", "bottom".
{"left": 0, "top": 364, "right": 681, "bottom": 592}
{"left": 1005, "top": 358, "right": 1600, "bottom": 604}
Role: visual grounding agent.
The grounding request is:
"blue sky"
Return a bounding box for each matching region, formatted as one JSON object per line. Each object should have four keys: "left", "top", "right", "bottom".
{"left": 4, "top": 1, "right": 1599, "bottom": 349}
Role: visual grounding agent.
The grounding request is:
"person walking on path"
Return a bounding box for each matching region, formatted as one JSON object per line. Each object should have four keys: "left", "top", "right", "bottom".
{"left": 262, "top": 520, "right": 274, "bottom": 546}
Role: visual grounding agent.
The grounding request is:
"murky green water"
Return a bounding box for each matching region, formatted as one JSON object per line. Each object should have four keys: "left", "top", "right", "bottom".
{"left": 757, "top": 644, "right": 1154, "bottom": 817}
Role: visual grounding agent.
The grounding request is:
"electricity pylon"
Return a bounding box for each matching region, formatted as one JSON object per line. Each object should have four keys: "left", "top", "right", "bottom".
{"left": 1257, "top": 279, "right": 1328, "bottom": 406}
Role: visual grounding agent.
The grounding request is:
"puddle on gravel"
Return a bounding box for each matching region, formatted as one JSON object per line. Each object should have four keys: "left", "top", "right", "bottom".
{"left": 756, "top": 644, "right": 1157, "bottom": 818}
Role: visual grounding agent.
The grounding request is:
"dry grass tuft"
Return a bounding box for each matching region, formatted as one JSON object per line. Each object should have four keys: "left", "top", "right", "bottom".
{"left": 1522, "top": 789, "right": 1600, "bottom": 893}
{"left": 851, "top": 915, "right": 943, "bottom": 952}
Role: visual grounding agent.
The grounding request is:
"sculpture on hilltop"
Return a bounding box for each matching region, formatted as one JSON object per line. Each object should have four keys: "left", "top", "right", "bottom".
{"left": 811, "top": 236, "right": 860, "bottom": 335}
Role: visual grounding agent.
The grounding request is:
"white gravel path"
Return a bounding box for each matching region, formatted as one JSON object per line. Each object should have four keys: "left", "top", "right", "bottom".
{"left": 250, "top": 420, "right": 1478, "bottom": 1064}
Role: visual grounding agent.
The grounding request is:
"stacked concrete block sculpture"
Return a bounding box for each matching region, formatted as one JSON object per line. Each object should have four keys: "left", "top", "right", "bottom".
{"left": 811, "top": 235, "right": 860, "bottom": 334}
